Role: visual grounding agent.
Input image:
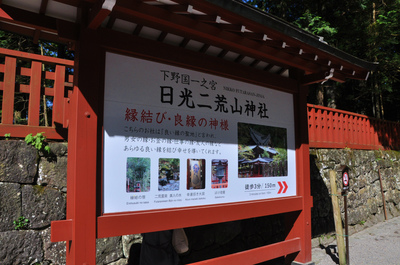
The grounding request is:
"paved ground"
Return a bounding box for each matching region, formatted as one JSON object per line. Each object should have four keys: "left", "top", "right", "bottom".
{"left": 312, "top": 216, "right": 400, "bottom": 265}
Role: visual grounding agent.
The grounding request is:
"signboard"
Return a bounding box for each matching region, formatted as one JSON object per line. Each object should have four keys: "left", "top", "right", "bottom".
{"left": 342, "top": 167, "right": 350, "bottom": 191}
{"left": 103, "top": 52, "right": 297, "bottom": 214}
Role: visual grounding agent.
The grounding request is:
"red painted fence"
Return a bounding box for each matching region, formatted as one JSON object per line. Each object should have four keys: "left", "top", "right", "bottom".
{"left": 0, "top": 48, "right": 399, "bottom": 150}
{"left": 308, "top": 104, "right": 400, "bottom": 150}
{"left": 0, "top": 47, "right": 73, "bottom": 140}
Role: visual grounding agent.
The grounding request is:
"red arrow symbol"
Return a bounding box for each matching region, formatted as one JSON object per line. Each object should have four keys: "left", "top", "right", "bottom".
{"left": 278, "top": 181, "right": 288, "bottom": 194}
{"left": 278, "top": 181, "right": 283, "bottom": 194}
{"left": 282, "top": 181, "right": 288, "bottom": 193}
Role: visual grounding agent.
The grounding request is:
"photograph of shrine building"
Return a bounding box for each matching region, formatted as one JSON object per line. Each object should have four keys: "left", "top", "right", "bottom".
{"left": 238, "top": 122, "right": 288, "bottom": 178}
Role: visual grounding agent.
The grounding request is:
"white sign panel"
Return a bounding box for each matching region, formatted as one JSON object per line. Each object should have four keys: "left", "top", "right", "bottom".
{"left": 103, "top": 52, "right": 296, "bottom": 214}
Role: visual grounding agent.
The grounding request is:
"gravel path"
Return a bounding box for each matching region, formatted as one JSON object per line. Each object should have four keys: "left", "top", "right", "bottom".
{"left": 312, "top": 216, "right": 400, "bottom": 265}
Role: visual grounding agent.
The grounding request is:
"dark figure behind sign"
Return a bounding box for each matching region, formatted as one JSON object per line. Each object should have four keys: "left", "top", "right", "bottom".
{"left": 139, "top": 230, "right": 180, "bottom": 265}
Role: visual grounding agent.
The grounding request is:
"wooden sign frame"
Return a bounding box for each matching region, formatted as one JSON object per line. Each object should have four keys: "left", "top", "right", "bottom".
{"left": 51, "top": 27, "right": 313, "bottom": 265}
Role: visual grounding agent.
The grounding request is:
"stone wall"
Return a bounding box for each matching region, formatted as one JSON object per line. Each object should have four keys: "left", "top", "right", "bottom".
{"left": 0, "top": 140, "right": 141, "bottom": 265}
{"left": 310, "top": 148, "right": 400, "bottom": 246}
{"left": 1, "top": 140, "right": 400, "bottom": 264}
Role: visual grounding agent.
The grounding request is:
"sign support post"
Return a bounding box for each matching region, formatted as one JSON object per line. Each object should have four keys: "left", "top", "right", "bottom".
{"left": 341, "top": 166, "right": 350, "bottom": 265}
{"left": 285, "top": 71, "right": 314, "bottom": 265}
{"left": 65, "top": 28, "right": 102, "bottom": 264}
{"left": 329, "top": 170, "right": 346, "bottom": 265}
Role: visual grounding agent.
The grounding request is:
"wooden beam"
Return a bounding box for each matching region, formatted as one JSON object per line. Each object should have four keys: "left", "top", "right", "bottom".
{"left": 99, "top": 27, "right": 298, "bottom": 93}
{"left": 249, "top": 59, "right": 260, "bottom": 67}
{"left": 234, "top": 54, "right": 245, "bottom": 63}
{"left": 97, "top": 196, "right": 303, "bottom": 238}
{"left": 285, "top": 46, "right": 303, "bottom": 55}
{"left": 301, "top": 53, "right": 318, "bottom": 61}
{"left": 88, "top": 0, "right": 116, "bottom": 30}
{"left": 51, "top": 219, "right": 72, "bottom": 242}
{"left": 106, "top": 15, "right": 116, "bottom": 28}
{"left": 218, "top": 23, "right": 246, "bottom": 32}
{"left": 57, "top": 19, "right": 80, "bottom": 43}
{"left": 199, "top": 43, "right": 210, "bottom": 53}
{"left": 217, "top": 49, "right": 228, "bottom": 58}
{"left": 0, "top": 7, "right": 12, "bottom": 20}
{"left": 0, "top": 47, "right": 74, "bottom": 66}
{"left": 187, "top": 238, "right": 301, "bottom": 265}
{"left": 165, "top": 4, "right": 193, "bottom": 14}
{"left": 194, "top": 14, "right": 221, "bottom": 23}
{"left": 157, "top": 31, "right": 168, "bottom": 42}
{"left": 33, "top": 29, "right": 41, "bottom": 44}
{"left": 0, "top": 4, "right": 57, "bottom": 32}
{"left": 132, "top": 24, "right": 143, "bottom": 35}
{"left": 0, "top": 124, "right": 67, "bottom": 140}
{"left": 1, "top": 56, "right": 16, "bottom": 125}
{"left": 301, "top": 68, "right": 347, "bottom": 85}
{"left": 301, "top": 72, "right": 328, "bottom": 85}
{"left": 39, "top": 0, "right": 49, "bottom": 15}
{"left": 111, "top": 0, "right": 326, "bottom": 73}
{"left": 266, "top": 40, "right": 286, "bottom": 48}
{"left": 179, "top": 37, "right": 190, "bottom": 48}
{"left": 242, "top": 32, "right": 267, "bottom": 41}
{"left": 0, "top": 4, "right": 78, "bottom": 44}
{"left": 264, "top": 63, "right": 274, "bottom": 72}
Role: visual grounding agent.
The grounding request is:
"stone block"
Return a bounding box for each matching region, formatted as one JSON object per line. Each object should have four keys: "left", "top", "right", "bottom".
{"left": 0, "top": 230, "right": 43, "bottom": 264}
{"left": 41, "top": 227, "right": 66, "bottom": 265}
{"left": 96, "top": 236, "right": 124, "bottom": 264}
{"left": 22, "top": 185, "right": 66, "bottom": 229}
{"left": 38, "top": 156, "right": 67, "bottom": 190}
{"left": 48, "top": 142, "right": 68, "bottom": 157}
{"left": 0, "top": 140, "right": 37, "bottom": 183}
{"left": 0, "top": 182, "right": 21, "bottom": 232}
{"left": 38, "top": 143, "right": 68, "bottom": 190}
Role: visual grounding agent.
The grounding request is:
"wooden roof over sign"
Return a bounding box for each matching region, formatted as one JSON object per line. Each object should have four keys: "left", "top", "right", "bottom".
{"left": 0, "top": 0, "right": 377, "bottom": 85}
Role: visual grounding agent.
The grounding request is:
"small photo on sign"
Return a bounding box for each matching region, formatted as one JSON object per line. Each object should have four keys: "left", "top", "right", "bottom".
{"left": 238, "top": 122, "right": 288, "bottom": 178}
{"left": 211, "top": 159, "right": 228, "bottom": 189}
{"left": 126, "top": 157, "right": 151, "bottom": 192}
{"left": 158, "top": 158, "right": 180, "bottom": 191}
{"left": 187, "top": 159, "right": 205, "bottom": 190}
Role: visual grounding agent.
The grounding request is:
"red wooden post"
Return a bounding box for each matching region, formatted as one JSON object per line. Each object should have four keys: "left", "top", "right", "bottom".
{"left": 343, "top": 113, "right": 348, "bottom": 147}
{"left": 65, "top": 28, "right": 101, "bottom": 264}
{"left": 394, "top": 123, "right": 398, "bottom": 149}
{"left": 285, "top": 71, "right": 313, "bottom": 264}
{"left": 322, "top": 109, "right": 328, "bottom": 145}
{"left": 361, "top": 117, "right": 367, "bottom": 147}
{"left": 337, "top": 112, "right": 343, "bottom": 146}
{"left": 327, "top": 110, "right": 332, "bottom": 145}
{"left": 367, "top": 118, "right": 373, "bottom": 149}
{"left": 53, "top": 65, "right": 66, "bottom": 126}
{"left": 350, "top": 115, "right": 355, "bottom": 147}
{"left": 315, "top": 107, "right": 321, "bottom": 145}
{"left": 372, "top": 119, "right": 379, "bottom": 149}
{"left": 307, "top": 105, "right": 315, "bottom": 146}
{"left": 332, "top": 111, "right": 337, "bottom": 146}
{"left": 28, "top": 61, "right": 42, "bottom": 126}
{"left": 294, "top": 83, "right": 313, "bottom": 264}
{"left": 2, "top": 56, "right": 16, "bottom": 124}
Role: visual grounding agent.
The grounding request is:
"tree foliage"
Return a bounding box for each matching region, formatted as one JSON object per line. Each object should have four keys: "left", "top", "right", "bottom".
{"left": 242, "top": 0, "right": 400, "bottom": 121}
{"left": 126, "top": 157, "right": 151, "bottom": 192}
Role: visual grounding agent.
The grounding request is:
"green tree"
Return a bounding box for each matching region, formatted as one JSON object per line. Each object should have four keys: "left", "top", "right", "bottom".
{"left": 127, "top": 157, "right": 151, "bottom": 192}
{"left": 242, "top": 0, "right": 400, "bottom": 121}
